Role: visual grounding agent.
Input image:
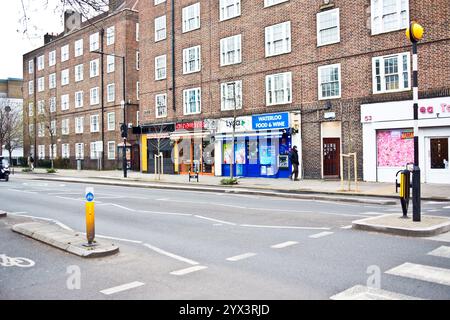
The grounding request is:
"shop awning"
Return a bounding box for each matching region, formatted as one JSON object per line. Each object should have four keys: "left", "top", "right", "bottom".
{"left": 215, "top": 131, "right": 283, "bottom": 140}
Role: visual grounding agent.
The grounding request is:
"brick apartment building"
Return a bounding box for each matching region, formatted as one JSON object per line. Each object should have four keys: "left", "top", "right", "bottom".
{"left": 137, "top": 0, "right": 450, "bottom": 182}
{"left": 23, "top": 0, "right": 140, "bottom": 170}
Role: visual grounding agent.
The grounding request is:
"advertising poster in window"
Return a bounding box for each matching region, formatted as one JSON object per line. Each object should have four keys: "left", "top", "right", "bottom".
{"left": 377, "top": 129, "right": 414, "bottom": 167}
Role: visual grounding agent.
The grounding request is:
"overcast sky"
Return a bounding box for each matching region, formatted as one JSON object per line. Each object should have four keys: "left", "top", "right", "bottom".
{"left": 0, "top": 0, "right": 64, "bottom": 80}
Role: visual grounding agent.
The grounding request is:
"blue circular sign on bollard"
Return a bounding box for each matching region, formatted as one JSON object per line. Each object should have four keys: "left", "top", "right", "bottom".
{"left": 86, "top": 192, "right": 95, "bottom": 202}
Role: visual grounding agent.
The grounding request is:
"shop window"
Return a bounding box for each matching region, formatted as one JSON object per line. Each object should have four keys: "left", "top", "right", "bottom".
{"left": 376, "top": 129, "right": 414, "bottom": 167}
{"left": 430, "top": 138, "right": 449, "bottom": 169}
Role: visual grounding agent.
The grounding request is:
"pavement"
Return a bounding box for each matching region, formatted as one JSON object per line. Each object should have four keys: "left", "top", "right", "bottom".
{"left": 12, "top": 168, "right": 450, "bottom": 202}
{"left": 1, "top": 177, "right": 450, "bottom": 300}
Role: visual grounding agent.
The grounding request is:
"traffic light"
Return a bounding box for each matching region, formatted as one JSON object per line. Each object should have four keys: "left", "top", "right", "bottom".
{"left": 121, "top": 123, "right": 128, "bottom": 139}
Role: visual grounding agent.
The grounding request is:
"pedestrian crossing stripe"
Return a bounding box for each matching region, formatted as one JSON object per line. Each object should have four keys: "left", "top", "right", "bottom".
{"left": 330, "top": 285, "right": 421, "bottom": 300}
{"left": 386, "top": 262, "right": 450, "bottom": 287}
{"left": 428, "top": 246, "right": 450, "bottom": 259}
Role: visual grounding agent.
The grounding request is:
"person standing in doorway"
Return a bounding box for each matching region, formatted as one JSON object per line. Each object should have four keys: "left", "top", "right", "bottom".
{"left": 288, "top": 146, "right": 300, "bottom": 181}
{"left": 29, "top": 155, "right": 34, "bottom": 171}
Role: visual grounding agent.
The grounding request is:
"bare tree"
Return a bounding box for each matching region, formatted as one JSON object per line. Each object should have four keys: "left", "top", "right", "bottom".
{"left": 148, "top": 124, "right": 171, "bottom": 180}
{"left": 4, "top": 109, "right": 23, "bottom": 165}
{"left": 36, "top": 102, "right": 58, "bottom": 169}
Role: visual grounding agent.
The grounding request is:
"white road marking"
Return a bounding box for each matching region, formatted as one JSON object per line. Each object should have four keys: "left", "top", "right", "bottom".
{"left": 341, "top": 225, "right": 353, "bottom": 229}
{"left": 55, "top": 196, "right": 84, "bottom": 202}
{"left": 170, "top": 266, "right": 208, "bottom": 276}
{"left": 213, "top": 224, "right": 223, "bottom": 226}
{"left": 138, "top": 210, "right": 192, "bottom": 217}
{"left": 309, "top": 231, "right": 334, "bottom": 239}
{"left": 330, "top": 285, "right": 422, "bottom": 300}
{"left": 48, "top": 192, "right": 81, "bottom": 195}
{"left": 94, "top": 234, "right": 143, "bottom": 244}
{"left": 8, "top": 212, "right": 28, "bottom": 215}
{"left": 9, "top": 214, "right": 73, "bottom": 231}
{"left": 194, "top": 215, "right": 236, "bottom": 226}
{"left": 143, "top": 243, "right": 199, "bottom": 266}
{"left": 247, "top": 208, "right": 368, "bottom": 218}
{"left": 156, "top": 198, "right": 170, "bottom": 201}
{"left": 426, "top": 232, "right": 450, "bottom": 243}
{"left": 100, "top": 203, "right": 136, "bottom": 212}
{"left": 427, "top": 246, "right": 450, "bottom": 259}
{"left": 386, "top": 262, "right": 450, "bottom": 286}
{"left": 100, "top": 282, "right": 145, "bottom": 295}
{"left": 240, "top": 224, "right": 331, "bottom": 230}
{"left": 7, "top": 189, "right": 37, "bottom": 194}
{"left": 226, "top": 253, "right": 257, "bottom": 262}
{"left": 271, "top": 241, "right": 298, "bottom": 249}
{"left": 361, "top": 212, "right": 386, "bottom": 216}
{"left": 444, "top": 206, "right": 450, "bottom": 209}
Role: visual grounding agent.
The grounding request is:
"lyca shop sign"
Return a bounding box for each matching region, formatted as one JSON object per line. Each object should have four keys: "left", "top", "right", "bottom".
{"left": 252, "top": 112, "right": 289, "bottom": 130}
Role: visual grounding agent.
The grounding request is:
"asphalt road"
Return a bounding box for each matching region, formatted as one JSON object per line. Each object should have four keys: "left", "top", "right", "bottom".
{"left": 1, "top": 176, "right": 450, "bottom": 300}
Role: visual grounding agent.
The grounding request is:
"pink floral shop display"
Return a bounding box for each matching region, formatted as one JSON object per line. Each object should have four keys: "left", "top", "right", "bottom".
{"left": 377, "top": 129, "right": 414, "bottom": 167}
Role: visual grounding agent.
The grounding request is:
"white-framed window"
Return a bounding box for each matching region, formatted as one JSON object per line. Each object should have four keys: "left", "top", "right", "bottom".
{"left": 90, "top": 59, "right": 99, "bottom": 78}
{"left": 28, "top": 102, "right": 34, "bottom": 117}
{"left": 107, "top": 84, "right": 115, "bottom": 102}
{"left": 61, "top": 119, "right": 70, "bottom": 135}
{"left": 75, "top": 143, "right": 84, "bottom": 159}
{"left": 266, "top": 72, "right": 292, "bottom": 106}
{"left": 182, "top": 2, "right": 200, "bottom": 33}
{"left": 61, "top": 69, "right": 70, "bottom": 86}
{"left": 90, "top": 115, "right": 100, "bottom": 132}
{"left": 90, "top": 141, "right": 101, "bottom": 159}
{"left": 49, "top": 97, "right": 56, "bottom": 113}
{"left": 37, "top": 100, "right": 45, "bottom": 115}
{"left": 136, "top": 51, "right": 140, "bottom": 70}
{"left": 136, "top": 23, "right": 140, "bottom": 41}
{"left": 220, "top": 34, "right": 241, "bottom": 66}
{"left": 75, "top": 39, "right": 84, "bottom": 57}
{"left": 61, "top": 45, "right": 69, "bottom": 62}
{"left": 183, "top": 88, "right": 201, "bottom": 115}
{"left": 28, "top": 81, "right": 34, "bottom": 95}
{"left": 75, "top": 117, "right": 84, "bottom": 134}
{"left": 37, "top": 55, "right": 45, "bottom": 71}
{"left": 49, "top": 50, "right": 56, "bottom": 67}
{"left": 37, "top": 77, "right": 45, "bottom": 92}
{"left": 75, "top": 64, "right": 84, "bottom": 82}
{"left": 137, "top": 111, "right": 140, "bottom": 126}
{"left": 38, "top": 123, "right": 45, "bottom": 138}
{"left": 155, "top": 55, "right": 167, "bottom": 80}
{"left": 372, "top": 52, "right": 410, "bottom": 94}
{"left": 49, "top": 144, "right": 57, "bottom": 160}
{"left": 38, "top": 145, "right": 46, "bottom": 160}
{"left": 90, "top": 87, "right": 99, "bottom": 105}
{"left": 107, "top": 141, "right": 116, "bottom": 160}
{"left": 221, "top": 80, "right": 242, "bottom": 111}
{"left": 317, "top": 8, "right": 340, "bottom": 46}
{"left": 90, "top": 32, "right": 99, "bottom": 52}
{"left": 220, "top": 0, "right": 241, "bottom": 21}
{"left": 62, "top": 144, "right": 70, "bottom": 159}
{"left": 155, "top": 0, "right": 165, "bottom": 5}
{"left": 155, "top": 94, "right": 167, "bottom": 118}
{"left": 75, "top": 91, "right": 84, "bottom": 108}
{"left": 106, "top": 26, "right": 115, "bottom": 45}
{"left": 183, "top": 45, "right": 201, "bottom": 74}
{"left": 137, "top": 81, "right": 140, "bottom": 100}
{"left": 371, "top": 0, "right": 409, "bottom": 35}
{"left": 28, "top": 60, "right": 34, "bottom": 74}
{"left": 318, "top": 63, "right": 341, "bottom": 100}
{"left": 50, "top": 120, "right": 56, "bottom": 135}
{"left": 61, "top": 94, "right": 70, "bottom": 111}
{"left": 49, "top": 73, "right": 56, "bottom": 89}
{"left": 155, "top": 15, "right": 167, "bottom": 41}
{"left": 107, "top": 112, "right": 115, "bottom": 131}
{"left": 265, "top": 21, "right": 291, "bottom": 57}
{"left": 264, "top": 0, "right": 289, "bottom": 7}
{"left": 107, "top": 55, "right": 115, "bottom": 73}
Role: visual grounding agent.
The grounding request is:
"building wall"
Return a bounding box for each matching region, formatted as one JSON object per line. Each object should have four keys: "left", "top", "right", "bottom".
{"left": 137, "top": 0, "right": 450, "bottom": 178}
{"left": 22, "top": 9, "right": 140, "bottom": 170}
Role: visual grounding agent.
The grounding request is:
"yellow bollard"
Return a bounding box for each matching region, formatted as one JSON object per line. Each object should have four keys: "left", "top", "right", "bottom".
{"left": 85, "top": 188, "right": 95, "bottom": 245}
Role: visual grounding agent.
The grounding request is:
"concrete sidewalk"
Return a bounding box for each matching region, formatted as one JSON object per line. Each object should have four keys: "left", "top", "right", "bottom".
{"left": 13, "top": 168, "right": 450, "bottom": 201}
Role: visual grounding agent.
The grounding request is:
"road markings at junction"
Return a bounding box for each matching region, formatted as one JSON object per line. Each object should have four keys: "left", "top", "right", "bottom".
{"left": 444, "top": 206, "right": 450, "bottom": 209}
{"left": 226, "top": 253, "right": 257, "bottom": 262}
{"left": 138, "top": 210, "right": 192, "bottom": 217}
{"left": 341, "top": 225, "right": 353, "bottom": 229}
{"left": 100, "top": 282, "right": 145, "bottom": 295}
{"left": 9, "top": 213, "right": 73, "bottom": 231}
{"left": 427, "top": 246, "right": 450, "bottom": 259}
{"left": 330, "top": 285, "right": 422, "bottom": 300}
{"left": 194, "top": 215, "right": 236, "bottom": 226}
{"left": 0, "top": 254, "right": 35, "bottom": 268}
{"left": 93, "top": 234, "right": 143, "bottom": 244}
{"left": 271, "top": 241, "right": 298, "bottom": 249}
{"left": 309, "top": 231, "right": 334, "bottom": 239}
{"left": 143, "top": 243, "right": 199, "bottom": 266}
{"left": 8, "top": 189, "right": 37, "bottom": 194}
{"left": 170, "top": 266, "right": 208, "bottom": 276}
{"left": 241, "top": 224, "right": 331, "bottom": 231}
{"left": 386, "top": 262, "right": 450, "bottom": 286}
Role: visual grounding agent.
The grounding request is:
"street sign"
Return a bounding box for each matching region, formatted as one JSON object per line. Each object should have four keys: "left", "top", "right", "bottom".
{"left": 86, "top": 192, "right": 94, "bottom": 202}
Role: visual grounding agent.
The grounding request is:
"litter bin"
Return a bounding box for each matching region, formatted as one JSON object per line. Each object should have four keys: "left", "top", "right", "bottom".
{"left": 77, "top": 159, "right": 82, "bottom": 171}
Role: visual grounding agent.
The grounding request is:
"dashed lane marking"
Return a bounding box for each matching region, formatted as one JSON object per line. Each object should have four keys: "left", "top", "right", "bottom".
{"left": 271, "top": 241, "right": 298, "bottom": 249}
{"left": 170, "top": 266, "right": 208, "bottom": 276}
{"left": 341, "top": 225, "right": 353, "bottom": 229}
{"left": 309, "top": 231, "right": 334, "bottom": 239}
{"left": 143, "top": 243, "right": 199, "bottom": 266}
{"left": 100, "top": 282, "right": 145, "bottom": 295}
{"left": 226, "top": 253, "right": 257, "bottom": 262}
{"left": 194, "top": 215, "right": 236, "bottom": 226}
{"left": 240, "top": 224, "right": 331, "bottom": 231}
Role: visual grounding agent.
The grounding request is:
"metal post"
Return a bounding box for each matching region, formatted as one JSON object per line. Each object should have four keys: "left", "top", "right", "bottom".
{"left": 411, "top": 40, "right": 421, "bottom": 222}
{"left": 230, "top": 82, "right": 236, "bottom": 180}
{"left": 122, "top": 56, "right": 128, "bottom": 179}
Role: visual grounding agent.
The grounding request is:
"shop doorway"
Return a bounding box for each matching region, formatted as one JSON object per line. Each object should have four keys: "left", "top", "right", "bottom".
{"left": 323, "top": 138, "right": 340, "bottom": 177}
{"left": 425, "top": 137, "right": 450, "bottom": 184}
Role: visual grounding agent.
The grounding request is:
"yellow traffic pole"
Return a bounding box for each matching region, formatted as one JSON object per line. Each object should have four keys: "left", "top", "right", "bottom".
{"left": 85, "top": 187, "right": 95, "bottom": 246}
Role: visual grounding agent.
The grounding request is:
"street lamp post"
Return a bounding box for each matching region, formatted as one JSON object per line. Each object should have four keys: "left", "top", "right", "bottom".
{"left": 230, "top": 82, "right": 237, "bottom": 180}
{"left": 4, "top": 106, "right": 11, "bottom": 164}
{"left": 406, "top": 21, "right": 424, "bottom": 222}
{"left": 93, "top": 51, "right": 127, "bottom": 178}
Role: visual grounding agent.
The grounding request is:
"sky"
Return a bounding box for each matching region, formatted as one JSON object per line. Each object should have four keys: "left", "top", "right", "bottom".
{"left": 0, "top": 0, "right": 64, "bottom": 80}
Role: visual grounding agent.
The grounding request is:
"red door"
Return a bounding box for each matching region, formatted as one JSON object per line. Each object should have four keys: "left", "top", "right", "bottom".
{"left": 323, "top": 138, "right": 340, "bottom": 177}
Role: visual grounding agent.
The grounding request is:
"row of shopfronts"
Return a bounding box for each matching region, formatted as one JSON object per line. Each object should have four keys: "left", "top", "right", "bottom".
{"left": 139, "top": 111, "right": 302, "bottom": 179}
{"left": 136, "top": 96, "right": 450, "bottom": 184}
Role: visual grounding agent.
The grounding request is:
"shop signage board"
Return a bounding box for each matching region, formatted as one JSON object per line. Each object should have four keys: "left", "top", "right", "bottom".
{"left": 218, "top": 116, "right": 252, "bottom": 133}
{"left": 176, "top": 121, "right": 205, "bottom": 131}
{"left": 252, "top": 112, "right": 290, "bottom": 130}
